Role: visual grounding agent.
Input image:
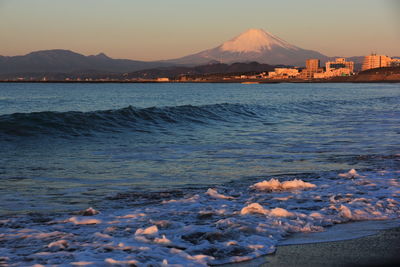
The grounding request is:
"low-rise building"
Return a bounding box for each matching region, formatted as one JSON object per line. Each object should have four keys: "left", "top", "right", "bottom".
{"left": 268, "top": 68, "right": 299, "bottom": 79}
{"left": 314, "top": 68, "right": 352, "bottom": 79}
{"left": 156, "top": 77, "right": 170, "bottom": 82}
{"left": 313, "top": 58, "right": 354, "bottom": 78}
{"left": 390, "top": 58, "right": 400, "bottom": 67}
{"left": 326, "top": 58, "right": 354, "bottom": 73}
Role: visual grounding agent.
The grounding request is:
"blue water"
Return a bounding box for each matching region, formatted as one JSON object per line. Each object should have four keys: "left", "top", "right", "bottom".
{"left": 0, "top": 82, "right": 399, "bottom": 215}
{"left": 1, "top": 82, "right": 400, "bottom": 265}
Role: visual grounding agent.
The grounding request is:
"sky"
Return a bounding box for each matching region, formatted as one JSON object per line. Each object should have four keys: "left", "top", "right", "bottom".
{"left": 0, "top": 0, "right": 399, "bottom": 61}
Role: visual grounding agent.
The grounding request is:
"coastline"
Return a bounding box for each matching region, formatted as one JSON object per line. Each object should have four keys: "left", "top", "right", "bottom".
{"left": 220, "top": 224, "right": 400, "bottom": 267}
{"left": 2, "top": 66, "right": 400, "bottom": 83}
{"left": 1, "top": 79, "right": 400, "bottom": 83}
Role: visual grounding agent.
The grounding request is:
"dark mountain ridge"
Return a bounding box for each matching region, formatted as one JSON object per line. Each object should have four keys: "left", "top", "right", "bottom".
{"left": 125, "top": 61, "right": 278, "bottom": 79}
{"left": 0, "top": 62, "right": 278, "bottom": 80}
{"left": 0, "top": 49, "right": 172, "bottom": 74}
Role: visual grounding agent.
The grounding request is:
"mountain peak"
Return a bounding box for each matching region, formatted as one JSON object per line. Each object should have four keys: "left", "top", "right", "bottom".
{"left": 220, "top": 28, "right": 298, "bottom": 53}
{"left": 166, "top": 28, "right": 327, "bottom": 66}
{"left": 93, "top": 52, "right": 110, "bottom": 59}
{"left": 27, "top": 49, "right": 82, "bottom": 57}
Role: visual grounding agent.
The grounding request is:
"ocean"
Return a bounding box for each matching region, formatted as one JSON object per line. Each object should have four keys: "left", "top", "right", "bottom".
{"left": 0, "top": 82, "right": 399, "bottom": 265}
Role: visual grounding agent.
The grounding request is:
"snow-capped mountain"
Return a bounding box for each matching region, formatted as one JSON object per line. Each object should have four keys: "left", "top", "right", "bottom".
{"left": 166, "top": 29, "right": 328, "bottom": 66}
{"left": 220, "top": 28, "right": 298, "bottom": 53}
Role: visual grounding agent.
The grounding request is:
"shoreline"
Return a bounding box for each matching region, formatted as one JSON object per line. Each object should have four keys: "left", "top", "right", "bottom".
{"left": 1, "top": 80, "right": 400, "bottom": 84}
{"left": 220, "top": 223, "right": 400, "bottom": 267}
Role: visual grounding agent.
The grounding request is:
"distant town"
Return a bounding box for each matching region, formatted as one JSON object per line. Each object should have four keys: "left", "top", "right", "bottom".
{"left": 152, "top": 54, "right": 400, "bottom": 83}
{"left": 265, "top": 54, "right": 400, "bottom": 80}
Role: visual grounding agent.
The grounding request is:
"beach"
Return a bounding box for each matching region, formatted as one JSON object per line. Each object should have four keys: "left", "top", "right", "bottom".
{"left": 222, "top": 225, "right": 400, "bottom": 267}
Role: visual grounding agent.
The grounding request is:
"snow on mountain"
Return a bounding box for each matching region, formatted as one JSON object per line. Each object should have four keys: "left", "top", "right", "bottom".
{"left": 220, "top": 28, "right": 298, "bottom": 53}
{"left": 166, "top": 28, "right": 328, "bottom": 66}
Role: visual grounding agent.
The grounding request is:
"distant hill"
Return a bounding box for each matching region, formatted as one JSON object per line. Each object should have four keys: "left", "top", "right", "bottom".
{"left": 0, "top": 50, "right": 172, "bottom": 74}
{"left": 0, "top": 62, "right": 278, "bottom": 80}
{"left": 164, "top": 29, "right": 329, "bottom": 66}
{"left": 124, "top": 61, "right": 277, "bottom": 79}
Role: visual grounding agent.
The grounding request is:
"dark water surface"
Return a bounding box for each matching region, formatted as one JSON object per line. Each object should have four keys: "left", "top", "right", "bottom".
{"left": 1, "top": 83, "right": 399, "bottom": 214}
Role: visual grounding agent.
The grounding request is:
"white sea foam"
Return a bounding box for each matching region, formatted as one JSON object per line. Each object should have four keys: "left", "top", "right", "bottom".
{"left": 205, "top": 188, "right": 234, "bottom": 200}
{"left": 162, "top": 194, "right": 200, "bottom": 204}
{"left": 154, "top": 234, "right": 172, "bottom": 245}
{"left": 67, "top": 217, "right": 101, "bottom": 225}
{"left": 339, "top": 169, "right": 364, "bottom": 178}
{"left": 71, "top": 262, "right": 93, "bottom": 266}
{"left": 135, "top": 225, "right": 158, "bottom": 236}
{"left": 0, "top": 169, "right": 399, "bottom": 266}
{"left": 76, "top": 207, "right": 99, "bottom": 216}
{"left": 105, "top": 258, "right": 138, "bottom": 265}
{"left": 116, "top": 213, "right": 145, "bottom": 219}
{"left": 269, "top": 207, "right": 294, "bottom": 217}
{"left": 250, "top": 178, "right": 316, "bottom": 191}
{"left": 241, "top": 203, "right": 269, "bottom": 215}
{"left": 47, "top": 240, "right": 68, "bottom": 250}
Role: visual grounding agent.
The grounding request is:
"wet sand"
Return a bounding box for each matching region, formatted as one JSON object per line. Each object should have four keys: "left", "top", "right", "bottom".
{"left": 221, "top": 226, "right": 400, "bottom": 267}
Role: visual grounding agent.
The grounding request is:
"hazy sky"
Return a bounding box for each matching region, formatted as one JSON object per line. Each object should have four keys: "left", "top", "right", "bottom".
{"left": 0, "top": 0, "right": 399, "bottom": 60}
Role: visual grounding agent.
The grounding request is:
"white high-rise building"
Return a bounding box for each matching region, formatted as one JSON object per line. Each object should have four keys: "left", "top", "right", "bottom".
{"left": 362, "top": 54, "right": 392, "bottom": 71}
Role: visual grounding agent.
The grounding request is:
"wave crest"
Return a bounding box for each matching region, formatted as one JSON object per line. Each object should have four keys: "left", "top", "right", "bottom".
{"left": 0, "top": 103, "right": 261, "bottom": 137}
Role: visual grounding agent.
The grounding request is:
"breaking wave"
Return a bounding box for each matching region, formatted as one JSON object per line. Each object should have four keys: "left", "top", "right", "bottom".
{"left": 1, "top": 93, "right": 399, "bottom": 138}
{"left": 0, "top": 103, "right": 263, "bottom": 137}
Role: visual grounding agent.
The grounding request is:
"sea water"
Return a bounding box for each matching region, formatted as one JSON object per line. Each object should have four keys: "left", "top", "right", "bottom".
{"left": 0, "top": 82, "right": 399, "bottom": 265}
